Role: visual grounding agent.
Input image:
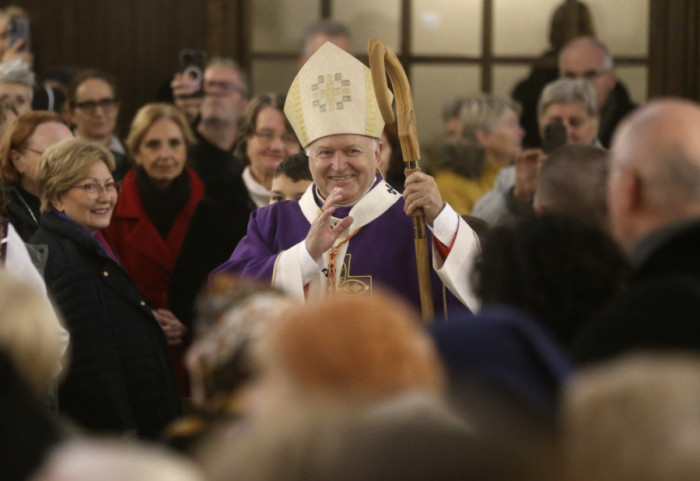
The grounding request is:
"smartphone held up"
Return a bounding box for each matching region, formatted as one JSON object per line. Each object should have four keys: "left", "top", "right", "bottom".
{"left": 9, "top": 16, "right": 30, "bottom": 53}
{"left": 179, "top": 49, "right": 206, "bottom": 98}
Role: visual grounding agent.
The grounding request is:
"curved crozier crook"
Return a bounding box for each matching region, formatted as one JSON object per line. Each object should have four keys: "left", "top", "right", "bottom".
{"left": 368, "top": 39, "right": 420, "bottom": 163}
{"left": 368, "top": 39, "right": 396, "bottom": 124}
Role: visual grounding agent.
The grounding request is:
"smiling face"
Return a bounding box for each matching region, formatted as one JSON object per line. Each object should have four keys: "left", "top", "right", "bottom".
{"left": 51, "top": 161, "right": 116, "bottom": 234}
{"left": 134, "top": 118, "right": 187, "bottom": 188}
{"left": 307, "top": 134, "right": 381, "bottom": 205}
{"left": 246, "top": 106, "right": 300, "bottom": 186}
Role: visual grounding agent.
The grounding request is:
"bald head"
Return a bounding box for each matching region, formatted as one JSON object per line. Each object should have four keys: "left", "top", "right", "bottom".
{"left": 608, "top": 99, "right": 700, "bottom": 252}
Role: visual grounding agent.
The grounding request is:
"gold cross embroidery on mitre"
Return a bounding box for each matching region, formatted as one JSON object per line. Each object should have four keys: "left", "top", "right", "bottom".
{"left": 311, "top": 73, "right": 351, "bottom": 113}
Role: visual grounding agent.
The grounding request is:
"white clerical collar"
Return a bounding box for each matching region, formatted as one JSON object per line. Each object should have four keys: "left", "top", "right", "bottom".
{"left": 242, "top": 166, "right": 271, "bottom": 208}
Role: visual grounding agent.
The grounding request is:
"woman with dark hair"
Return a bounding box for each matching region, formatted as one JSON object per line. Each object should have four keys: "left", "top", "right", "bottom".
{"left": 31, "top": 138, "right": 180, "bottom": 438}
{"left": 102, "top": 103, "right": 205, "bottom": 392}
{"left": 168, "top": 93, "right": 300, "bottom": 327}
{"left": 475, "top": 215, "right": 630, "bottom": 351}
{"left": 66, "top": 69, "right": 128, "bottom": 180}
{"left": 0, "top": 111, "right": 73, "bottom": 240}
{"left": 234, "top": 92, "right": 301, "bottom": 207}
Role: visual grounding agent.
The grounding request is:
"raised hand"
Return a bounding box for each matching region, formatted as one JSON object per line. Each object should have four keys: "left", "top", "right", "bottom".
{"left": 513, "top": 148, "right": 544, "bottom": 204}
{"left": 170, "top": 72, "right": 202, "bottom": 123}
{"left": 305, "top": 187, "right": 354, "bottom": 259}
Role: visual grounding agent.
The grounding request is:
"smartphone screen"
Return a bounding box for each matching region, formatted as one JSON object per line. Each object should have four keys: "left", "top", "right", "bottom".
{"left": 179, "top": 49, "right": 206, "bottom": 98}
{"left": 542, "top": 122, "right": 567, "bottom": 154}
{"left": 9, "top": 17, "right": 30, "bottom": 53}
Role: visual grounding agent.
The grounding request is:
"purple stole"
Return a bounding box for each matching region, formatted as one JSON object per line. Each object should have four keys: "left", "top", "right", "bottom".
{"left": 212, "top": 179, "right": 466, "bottom": 314}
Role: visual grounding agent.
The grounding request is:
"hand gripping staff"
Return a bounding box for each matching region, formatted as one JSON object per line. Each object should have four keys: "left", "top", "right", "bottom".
{"left": 369, "top": 39, "right": 434, "bottom": 322}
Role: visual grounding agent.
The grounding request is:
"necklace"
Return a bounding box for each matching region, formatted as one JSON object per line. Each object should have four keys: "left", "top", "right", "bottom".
{"left": 15, "top": 190, "right": 38, "bottom": 225}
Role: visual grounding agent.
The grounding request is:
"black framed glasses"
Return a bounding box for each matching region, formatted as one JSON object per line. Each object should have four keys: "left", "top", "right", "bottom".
{"left": 563, "top": 69, "right": 611, "bottom": 81}
{"left": 71, "top": 181, "right": 120, "bottom": 199}
{"left": 203, "top": 80, "right": 245, "bottom": 95}
{"left": 74, "top": 97, "right": 118, "bottom": 113}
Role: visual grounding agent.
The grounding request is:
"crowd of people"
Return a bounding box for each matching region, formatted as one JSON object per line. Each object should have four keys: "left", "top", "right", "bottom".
{"left": 2, "top": 2, "right": 700, "bottom": 481}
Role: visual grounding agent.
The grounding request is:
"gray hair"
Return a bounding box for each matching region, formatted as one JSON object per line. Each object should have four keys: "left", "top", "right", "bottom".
{"left": 538, "top": 78, "right": 598, "bottom": 120}
{"left": 458, "top": 94, "right": 520, "bottom": 143}
{"left": 559, "top": 36, "right": 615, "bottom": 72}
{"left": 0, "top": 59, "right": 35, "bottom": 87}
{"left": 206, "top": 57, "right": 249, "bottom": 98}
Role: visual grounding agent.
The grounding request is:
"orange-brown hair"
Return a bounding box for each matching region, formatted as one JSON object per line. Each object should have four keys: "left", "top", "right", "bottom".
{"left": 260, "top": 292, "right": 446, "bottom": 403}
{"left": 0, "top": 110, "right": 68, "bottom": 185}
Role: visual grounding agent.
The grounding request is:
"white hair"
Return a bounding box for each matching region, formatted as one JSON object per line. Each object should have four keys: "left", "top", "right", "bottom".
{"left": 0, "top": 59, "right": 35, "bottom": 86}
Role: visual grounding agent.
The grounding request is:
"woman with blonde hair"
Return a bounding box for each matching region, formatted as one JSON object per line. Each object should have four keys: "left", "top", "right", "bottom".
{"left": 31, "top": 138, "right": 180, "bottom": 438}
{"left": 103, "top": 103, "right": 204, "bottom": 392}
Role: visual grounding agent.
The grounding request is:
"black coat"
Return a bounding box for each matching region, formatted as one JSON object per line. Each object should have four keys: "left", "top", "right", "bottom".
{"left": 574, "top": 220, "right": 700, "bottom": 366}
{"left": 30, "top": 211, "right": 181, "bottom": 438}
{"left": 598, "top": 82, "right": 637, "bottom": 149}
{"left": 3, "top": 183, "right": 40, "bottom": 241}
{"left": 168, "top": 171, "right": 254, "bottom": 327}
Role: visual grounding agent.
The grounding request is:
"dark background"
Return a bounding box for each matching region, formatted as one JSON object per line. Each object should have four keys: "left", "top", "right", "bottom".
{"left": 1, "top": 0, "right": 699, "bottom": 137}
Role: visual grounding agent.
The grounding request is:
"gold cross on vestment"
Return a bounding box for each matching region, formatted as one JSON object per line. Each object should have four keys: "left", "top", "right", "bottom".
{"left": 312, "top": 73, "right": 351, "bottom": 112}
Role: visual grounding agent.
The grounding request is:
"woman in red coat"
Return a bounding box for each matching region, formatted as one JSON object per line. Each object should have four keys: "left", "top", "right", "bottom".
{"left": 103, "top": 103, "right": 204, "bottom": 393}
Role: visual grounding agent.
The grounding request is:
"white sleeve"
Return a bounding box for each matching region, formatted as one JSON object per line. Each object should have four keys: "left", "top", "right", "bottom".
{"left": 271, "top": 240, "right": 322, "bottom": 301}
{"left": 428, "top": 202, "right": 459, "bottom": 246}
{"left": 432, "top": 215, "right": 482, "bottom": 313}
{"left": 4, "top": 223, "right": 70, "bottom": 375}
{"left": 298, "top": 241, "right": 323, "bottom": 284}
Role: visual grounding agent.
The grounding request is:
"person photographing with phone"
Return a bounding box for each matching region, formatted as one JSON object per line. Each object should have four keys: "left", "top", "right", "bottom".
{"left": 171, "top": 56, "right": 249, "bottom": 190}
{"left": 0, "top": 6, "right": 32, "bottom": 66}
{"left": 472, "top": 77, "right": 601, "bottom": 226}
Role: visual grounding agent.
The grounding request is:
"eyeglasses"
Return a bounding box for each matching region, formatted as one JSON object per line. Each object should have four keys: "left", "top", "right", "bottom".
{"left": 71, "top": 181, "right": 120, "bottom": 199}
{"left": 204, "top": 80, "right": 245, "bottom": 95}
{"left": 563, "top": 69, "right": 610, "bottom": 81}
{"left": 253, "top": 130, "right": 299, "bottom": 147}
{"left": 74, "top": 97, "right": 118, "bottom": 113}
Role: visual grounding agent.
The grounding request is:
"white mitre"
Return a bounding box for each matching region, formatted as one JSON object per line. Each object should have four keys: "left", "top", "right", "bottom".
{"left": 284, "top": 41, "right": 390, "bottom": 148}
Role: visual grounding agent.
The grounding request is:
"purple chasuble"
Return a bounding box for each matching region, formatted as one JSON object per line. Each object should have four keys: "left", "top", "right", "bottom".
{"left": 212, "top": 183, "right": 464, "bottom": 314}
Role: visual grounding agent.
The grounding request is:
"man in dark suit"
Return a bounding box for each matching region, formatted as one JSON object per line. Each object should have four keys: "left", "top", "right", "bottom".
{"left": 574, "top": 99, "right": 700, "bottom": 364}
{"left": 559, "top": 36, "right": 636, "bottom": 148}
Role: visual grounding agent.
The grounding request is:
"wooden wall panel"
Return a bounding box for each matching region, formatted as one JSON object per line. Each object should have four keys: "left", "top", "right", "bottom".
{"left": 648, "top": 0, "right": 700, "bottom": 101}
{"left": 2, "top": 0, "right": 245, "bottom": 135}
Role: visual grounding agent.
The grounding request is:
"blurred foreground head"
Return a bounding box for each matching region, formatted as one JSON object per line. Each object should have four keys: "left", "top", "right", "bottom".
{"left": 563, "top": 353, "right": 700, "bottom": 481}
{"left": 607, "top": 99, "right": 700, "bottom": 253}
{"left": 30, "top": 439, "right": 205, "bottom": 481}
{"left": 249, "top": 292, "right": 446, "bottom": 416}
{"left": 187, "top": 275, "right": 297, "bottom": 412}
{"left": 0, "top": 269, "right": 65, "bottom": 395}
